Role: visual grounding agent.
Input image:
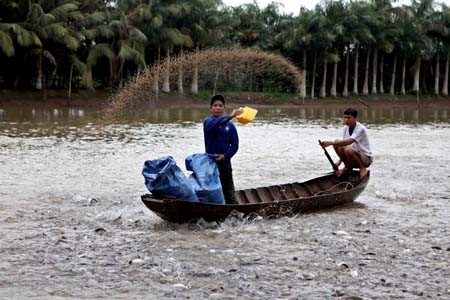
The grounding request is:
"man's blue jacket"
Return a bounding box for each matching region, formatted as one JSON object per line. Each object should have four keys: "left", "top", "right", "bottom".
{"left": 203, "top": 115, "right": 239, "bottom": 169}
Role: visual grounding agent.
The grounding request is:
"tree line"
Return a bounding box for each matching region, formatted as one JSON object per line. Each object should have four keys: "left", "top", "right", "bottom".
{"left": 1, "top": 0, "right": 450, "bottom": 99}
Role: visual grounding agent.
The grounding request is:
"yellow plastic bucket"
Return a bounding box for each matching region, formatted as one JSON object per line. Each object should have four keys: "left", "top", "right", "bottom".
{"left": 236, "top": 106, "right": 258, "bottom": 124}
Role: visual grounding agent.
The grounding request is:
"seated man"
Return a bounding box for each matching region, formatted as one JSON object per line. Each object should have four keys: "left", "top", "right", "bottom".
{"left": 320, "top": 108, "right": 373, "bottom": 178}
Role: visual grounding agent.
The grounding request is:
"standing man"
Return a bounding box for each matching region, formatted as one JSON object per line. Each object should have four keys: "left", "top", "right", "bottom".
{"left": 203, "top": 94, "right": 242, "bottom": 204}
{"left": 320, "top": 108, "right": 373, "bottom": 178}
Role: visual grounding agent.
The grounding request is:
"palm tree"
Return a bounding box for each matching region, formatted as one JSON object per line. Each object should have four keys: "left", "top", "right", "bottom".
{"left": 322, "top": 0, "right": 346, "bottom": 97}
{"left": 440, "top": 4, "right": 450, "bottom": 96}
{"left": 24, "top": 2, "right": 82, "bottom": 91}
{"left": 155, "top": 1, "right": 192, "bottom": 93}
{"left": 307, "top": 7, "right": 334, "bottom": 98}
{"left": 426, "top": 5, "right": 449, "bottom": 95}
{"left": 371, "top": 0, "right": 397, "bottom": 95}
{"left": 276, "top": 8, "right": 316, "bottom": 99}
{"left": 183, "top": 0, "right": 223, "bottom": 94}
{"left": 409, "top": 0, "right": 435, "bottom": 94}
{"left": 84, "top": 4, "right": 147, "bottom": 89}
{"left": 347, "top": 1, "right": 376, "bottom": 96}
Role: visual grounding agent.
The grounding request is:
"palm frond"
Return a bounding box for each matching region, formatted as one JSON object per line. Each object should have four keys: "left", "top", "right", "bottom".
{"left": 64, "top": 35, "right": 80, "bottom": 50}
{"left": 87, "top": 43, "right": 115, "bottom": 67}
{"left": 68, "top": 54, "right": 91, "bottom": 89}
{"left": 181, "top": 33, "right": 194, "bottom": 48}
{"left": 69, "top": 54, "right": 87, "bottom": 74}
{"left": 84, "top": 12, "right": 107, "bottom": 27}
{"left": 161, "top": 28, "right": 183, "bottom": 45}
{"left": 167, "top": 4, "right": 184, "bottom": 17}
{"left": 82, "top": 28, "right": 97, "bottom": 40}
{"left": 129, "top": 28, "right": 147, "bottom": 44}
{"left": 96, "top": 25, "right": 115, "bottom": 39}
{"left": 27, "top": 3, "right": 44, "bottom": 24}
{"left": 68, "top": 11, "right": 85, "bottom": 23}
{"left": 118, "top": 42, "right": 146, "bottom": 68}
{"left": 0, "top": 31, "right": 15, "bottom": 57}
{"left": 110, "top": 20, "right": 125, "bottom": 35}
{"left": 40, "top": 13, "right": 56, "bottom": 26}
{"left": 41, "top": 23, "right": 68, "bottom": 40}
{"left": 8, "top": 24, "right": 42, "bottom": 47}
{"left": 29, "top": 31, "right": 43, "bottom": 47}
{"left": 151, "top": 15, "right": 163, "bottom": 28}
{"left": 43, "top": 49, "right": 56, "bottom": 66}
{"left": 50, "top": 3, "right": 79, "bottom": 20}
{"left": 130, "top": 4, "right": 153, "bottom": 22}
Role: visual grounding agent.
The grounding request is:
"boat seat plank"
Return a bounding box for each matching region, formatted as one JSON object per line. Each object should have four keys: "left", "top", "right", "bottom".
{"left": 236, "top": 190, "right": 250, "bottom": 204}
{"left": 301, "top": 184, "right": 315, "bottom": 197}
{"left": 258, "top": 187, "right": 273, "bottom": 203}
{"left": 292, "top": 183, "right": 310, "bottom": 198}
{"left": 244, "top": 189, "right": 261, "bottom": 204}
{"left": 275, "top": 185, "right": 288, "bottom": 200}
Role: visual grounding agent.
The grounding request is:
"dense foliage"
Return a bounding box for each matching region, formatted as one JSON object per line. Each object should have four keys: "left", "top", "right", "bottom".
{"left": 1, "top": 0, "right": 450, "bottom": 98}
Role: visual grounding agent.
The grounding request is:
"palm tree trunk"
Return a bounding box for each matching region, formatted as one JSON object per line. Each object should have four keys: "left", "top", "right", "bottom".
{"left": 319, "top": 62, "right": 327, "bottom": 98}
{"left": 352, "top": 47, "right": 359, "bottom": 95}
{"left": 401, "top": 57, "right": 406, "bottom": 95}
{"left": 412, "top": 57, "right": 421, "bottom": 92}
{"left": 118, "top": 58, "right": 125, "bottom": 88}
{"left": 300, "top": 49, "right": 307, "bottom": 99}
{"left": 330, "top": 50, "right": 338, "bottom": 97}
{"left": 343, "top": 49, "right": 349, "bottom": 97}
{"left": 36, "top": 52, "right": 43, "bottom": 90}
{"left": 371, "top": 48, "right": 378, "bottom": 94}
{"left": 86, "top": 67, "right": 93, "bottom": 90}
{"left": 154, "top": 47, "right": 160, "bottom": 102}
{"left": 177, "top": 47, "right": 184, "bottom": 94}
{"left": 379, "top": 54, "right": 384, "bottom": 93}
{"left": 109, "top": 58, "right": 114, "bottom": 88}
{"left": 389, "top": 56, "right": 397, "bottom": 95}
{"left": 191, "top": 47, "right": 199, "bottom": 94}
{"left": 42, "top": 72, "right": 47, "bottom": 101}
{"left": 434, "top": 52, "right": 440, "bottom": 95}
{"left": 162, "top": 48, "right": 171, "bottom": 93}
{"left": 68, "top": 64, "right": 73, "bottom": 106}
{"left": 311, "top": 53, "right": 317, "bottom": 99}
{"left": 442, "top": 52, "right": 449, "bottom": 96}
{"left": 362, "top": 49, "right": 371, "bottom": 95}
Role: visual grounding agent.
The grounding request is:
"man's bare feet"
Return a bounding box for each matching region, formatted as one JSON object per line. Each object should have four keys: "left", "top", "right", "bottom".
{"left": 335, "top": 168, "right": 348, "bottom": 177}
{"left": 360, "top": 167, "right": 367, "bottom": 178}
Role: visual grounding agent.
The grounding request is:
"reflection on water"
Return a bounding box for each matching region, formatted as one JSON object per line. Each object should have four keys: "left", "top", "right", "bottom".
{"left": 0, "top": 106, "right": 449, "bottom": 126}
{"left": 1, "top": 105, "right": 450, "bottom": 299}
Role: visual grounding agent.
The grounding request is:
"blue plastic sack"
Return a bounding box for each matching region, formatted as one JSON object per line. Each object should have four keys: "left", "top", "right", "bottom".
{"left": 186, "top": 153, "right": 225, "bottom": 204}
{"left": 142, "top": 156, "right": 198, "bottom": 202}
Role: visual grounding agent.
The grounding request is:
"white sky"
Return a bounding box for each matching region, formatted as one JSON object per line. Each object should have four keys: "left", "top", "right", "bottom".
{"left": 222, "top": 0, "right": 308, "bottom": 14}
{"left": 222, "top": 0, "right": 415, "bottom": 15}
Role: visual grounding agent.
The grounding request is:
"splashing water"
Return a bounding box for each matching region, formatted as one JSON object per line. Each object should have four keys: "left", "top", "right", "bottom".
{"left": 103, "top": 48, "right": 303, "bottom": 118}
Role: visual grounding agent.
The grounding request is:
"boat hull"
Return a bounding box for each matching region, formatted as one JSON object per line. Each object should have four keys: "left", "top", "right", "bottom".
{"left": 141, "top": 171, "right": 370, "bottom": 223}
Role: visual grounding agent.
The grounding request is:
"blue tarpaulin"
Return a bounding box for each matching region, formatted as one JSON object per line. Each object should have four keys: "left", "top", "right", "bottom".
{"left": 142, "top": 156, "right": 198, "bottom": 202}
{"left": 186, "top": 153, "right": 225, "bottom": 204}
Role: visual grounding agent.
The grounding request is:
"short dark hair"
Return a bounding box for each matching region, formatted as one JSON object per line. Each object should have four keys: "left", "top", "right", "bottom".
{"left": 210, "top": 94, "right": 225, "bottom": 107}
{"left": 344, "top": 107, "right": 358, "bottom": 118}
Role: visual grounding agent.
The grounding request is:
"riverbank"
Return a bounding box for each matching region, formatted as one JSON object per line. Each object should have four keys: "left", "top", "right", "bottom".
{"left": 1, "top": 89, "right": 450, "bottom": 110}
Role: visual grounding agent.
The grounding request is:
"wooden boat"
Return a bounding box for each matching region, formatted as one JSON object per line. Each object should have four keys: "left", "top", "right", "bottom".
{"left": 141, "top": 170, "right": 370, "bottom": 223}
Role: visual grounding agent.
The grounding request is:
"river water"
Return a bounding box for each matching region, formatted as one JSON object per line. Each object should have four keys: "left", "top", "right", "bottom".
{"left": 1, "top": 105, "right": 449, "bottom": 299}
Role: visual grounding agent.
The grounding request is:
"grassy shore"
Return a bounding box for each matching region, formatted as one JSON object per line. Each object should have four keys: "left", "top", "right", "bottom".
{"left": 1, "top": 89, "right": 450, "bottom": 110}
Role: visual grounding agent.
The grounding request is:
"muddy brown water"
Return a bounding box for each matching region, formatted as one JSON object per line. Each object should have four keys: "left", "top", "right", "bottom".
{"left": 1, "top": 106, "right": 449, "bottom": 299}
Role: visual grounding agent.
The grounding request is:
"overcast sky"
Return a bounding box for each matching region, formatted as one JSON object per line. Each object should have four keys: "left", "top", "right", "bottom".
{"left": 222, "top": 0, "right": 308, "bottom": 14}
{"left": 222, "top": 0, "right": 414, "bottom": 15}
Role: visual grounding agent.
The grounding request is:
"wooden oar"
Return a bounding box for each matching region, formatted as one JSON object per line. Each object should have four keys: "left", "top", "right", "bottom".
{"left": 318, "top": 140, "right": 338, "bottom": 172}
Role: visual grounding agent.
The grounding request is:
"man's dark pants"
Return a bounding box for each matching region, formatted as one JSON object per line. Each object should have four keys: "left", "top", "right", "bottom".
{"left": 217, "top": 165, "right": 237, "bottom": 204}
